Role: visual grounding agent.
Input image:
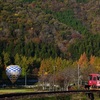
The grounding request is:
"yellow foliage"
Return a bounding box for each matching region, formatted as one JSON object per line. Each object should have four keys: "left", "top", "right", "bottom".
{"left": 77, "top": 52, "right": 88, "bottom": 67}
{"left": 14, "top": 13, "right": 19, "bottom": 16}
{"left": 89, "top": 55, "right": 95, "bottom": 65}
{"left": 0, "top": 27, "right": 2, "bottom": 31}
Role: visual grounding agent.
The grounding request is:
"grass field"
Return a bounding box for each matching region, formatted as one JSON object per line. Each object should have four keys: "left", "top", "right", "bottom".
{"left": 0, "top": 88, "right": 34, "bottom": 94}
{"left": 0, "top": 89, "right": 100, "bottom": 100}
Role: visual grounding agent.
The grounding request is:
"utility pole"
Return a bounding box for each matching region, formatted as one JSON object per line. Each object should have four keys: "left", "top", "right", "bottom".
{"left": 53, "top": 66, "right": 56, "bottom": 91}
{"left": 78, "top": 64, "right": 80, "bottom": 89}
{"left": 25, "top": 69, "right": 28, "bottom": 86}
{"left": 25, "top": 72, "right": 27, "bottom": 86}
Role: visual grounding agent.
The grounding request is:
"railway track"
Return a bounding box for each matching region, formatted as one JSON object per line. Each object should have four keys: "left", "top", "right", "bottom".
{"left": 0, "top": 90, "right": 100, "bottom": 100}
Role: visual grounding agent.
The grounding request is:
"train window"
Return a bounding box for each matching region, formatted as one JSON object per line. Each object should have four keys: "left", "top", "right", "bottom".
{"left": 97, "top": 76, "right": 100, "bottom": 80}
{"left": 93, "top": 77, "right": 96, "bottom": 80}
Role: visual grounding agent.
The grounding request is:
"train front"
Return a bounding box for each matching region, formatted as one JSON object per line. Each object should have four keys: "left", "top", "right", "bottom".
{"left": 88, "top": 74, "right": 100, "bottom": 88}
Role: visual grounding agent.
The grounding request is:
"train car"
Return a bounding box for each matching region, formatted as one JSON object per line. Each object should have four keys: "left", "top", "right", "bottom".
{"left": 88, "top": 73, "right": 100, "bottom": 88}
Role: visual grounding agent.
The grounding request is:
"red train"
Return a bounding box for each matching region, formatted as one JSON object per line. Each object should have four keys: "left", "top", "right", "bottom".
{"left": 88, "top": 73, "right": 100, "bottom": 88}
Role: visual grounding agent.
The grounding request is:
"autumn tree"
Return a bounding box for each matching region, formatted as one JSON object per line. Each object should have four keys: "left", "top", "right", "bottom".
{"left": 89, "top": 55, "right": 100, "bottom": 73}
{"left": 89, "top": 55, "right": 95, "bottom": 66}
{"left": 20, "top": 56, "right": 27, "bottom": 76}
{"left": 14, "top": 53, "right": 21, "bottom": 65}
{"left": 2, "top": 51, "right": 11, "bottom": 80}
{"left": 38, "top": 57, "right": 54, "bottom": 76}
{"left": 77, "top": 52, "right": 88, "bottom": 67}
{"left": 77, "top": 52, "right": 89, "bottom": 82}
{"left": 92, "top": 57, "right": 100, "bottom": 73}
{"left": 2, "top": 51, "right": 11, "bottom": 67}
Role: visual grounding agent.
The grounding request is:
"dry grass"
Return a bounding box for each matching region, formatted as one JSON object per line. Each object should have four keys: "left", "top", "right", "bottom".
{"left": 0, "top": 88, "right": 34, "bottom": 94}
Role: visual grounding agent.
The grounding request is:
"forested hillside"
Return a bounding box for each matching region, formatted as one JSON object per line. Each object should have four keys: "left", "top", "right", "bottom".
{"left": 0, "top": 0, "right": 100, "bottom": 81}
